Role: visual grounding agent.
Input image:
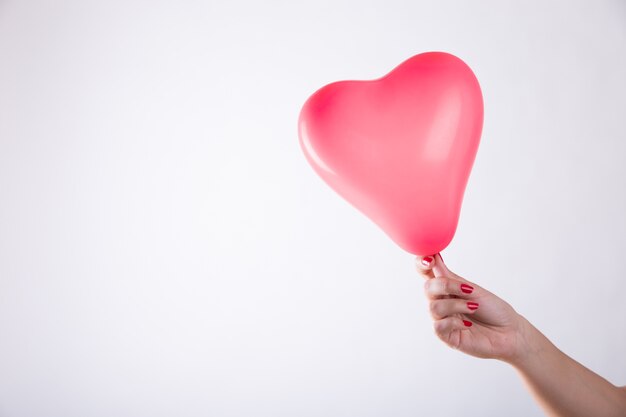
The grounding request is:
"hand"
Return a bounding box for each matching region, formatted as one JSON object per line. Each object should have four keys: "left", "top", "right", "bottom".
{"left": 416, "top": 253, "right": 526, "bottom": 363}
{"left": 417, "top": 254, "right": 626, "bottom": 417}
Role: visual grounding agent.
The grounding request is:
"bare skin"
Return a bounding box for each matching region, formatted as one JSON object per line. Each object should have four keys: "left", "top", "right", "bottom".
{"left": 416, "top": 253, "right": 626, "bottom": 417}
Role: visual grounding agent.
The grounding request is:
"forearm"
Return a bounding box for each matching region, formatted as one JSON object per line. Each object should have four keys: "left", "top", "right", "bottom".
{"left": 508, "top": 316, "right": 626, "bottom": 417}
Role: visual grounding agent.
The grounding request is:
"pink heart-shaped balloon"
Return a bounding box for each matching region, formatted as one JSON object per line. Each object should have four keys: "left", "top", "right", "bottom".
{"left": 298, "top": 52, "right": 483, "bottom": 255}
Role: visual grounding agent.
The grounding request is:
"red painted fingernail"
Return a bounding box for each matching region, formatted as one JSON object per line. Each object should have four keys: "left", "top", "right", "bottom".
{"left": 421, "top": 256, "right": 433, "bottom": 266}
{"left": 463, "top": 320, "right": 473, "bottom": 327}
{"left": 467, "top": 302, "right": 479, "bottom": 310}
{"left": 460, "top": 284, "right": 474, "bottom": 294}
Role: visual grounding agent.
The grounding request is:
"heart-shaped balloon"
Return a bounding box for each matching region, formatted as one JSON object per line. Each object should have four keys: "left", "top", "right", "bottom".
{"left": 298, "top": 52, "right": 483, "bottom": 255}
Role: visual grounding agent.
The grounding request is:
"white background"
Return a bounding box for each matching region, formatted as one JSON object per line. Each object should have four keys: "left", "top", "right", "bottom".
{"left": 1, "top": 1, "right": 625, "bottom": 416}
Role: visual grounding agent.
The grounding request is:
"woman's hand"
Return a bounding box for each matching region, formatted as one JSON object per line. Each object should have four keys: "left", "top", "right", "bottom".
{"left": 416, "top": 253, "right": 527, "bottom": 363}
{"left": 417, "top": 253, "right": 626, "bottom": 416}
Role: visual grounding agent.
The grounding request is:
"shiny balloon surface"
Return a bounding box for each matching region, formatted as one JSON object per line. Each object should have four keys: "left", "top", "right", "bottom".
{"left": 299, "top": 52, "right": 483, "bottom": 255}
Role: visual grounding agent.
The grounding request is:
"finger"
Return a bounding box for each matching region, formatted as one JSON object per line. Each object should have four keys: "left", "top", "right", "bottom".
{"left": 432, "top": 253, "right": 463, "bottom": 280}
{"left": 429, "top": 298, "right": 480, "bottom": 320}
{"left": 424, "top": 276, "right": 476, "bottom": 300}
{"left": 415, "top": 255, "right": 436, "bottom": 279}
{"left": 433, "top": 316, "right": 472, "bottom": 339}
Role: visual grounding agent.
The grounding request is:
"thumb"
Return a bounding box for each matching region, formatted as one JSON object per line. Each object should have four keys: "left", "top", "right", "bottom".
{"left": 432, "top": 253, "right": 454, "bottom": 279}
{"left": 432, "top": 253, "right": 468, "bottom": 282}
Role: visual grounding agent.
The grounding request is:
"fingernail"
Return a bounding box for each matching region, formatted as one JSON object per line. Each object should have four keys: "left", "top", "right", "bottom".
{"left": 467, "top": 302, "right": 479, "bottom": 310}
{"left": 463, "top": 320, "right": 473, "bottom": 327}
{"left": 460, "top": 284, "right": 474, "bottom": 294}
{"left": 421, "top": 256, "right": 433, "bottom": 267}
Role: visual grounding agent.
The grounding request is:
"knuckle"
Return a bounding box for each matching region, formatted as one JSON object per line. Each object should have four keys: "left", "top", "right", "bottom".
{"left": 439, "top": 278, "right": 449, "bottom": 294}
{"left": 433, "top": 318, "right": 447, "bottom": 335}
{"left": 424, "top": 279, "right": 436, "bottom": 297}
{"left": 429, "top": 300, "right": 441, "bottom": 318}
{"left": 433, "top": 320, "right": 444, "bottom": 336}
{"left": 447, "top": 330, "right": 462, "bottom": 350}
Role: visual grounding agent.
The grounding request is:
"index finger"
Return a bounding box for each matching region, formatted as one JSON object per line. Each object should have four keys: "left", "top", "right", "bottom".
{"left": 415, "top": 254, "right": 436, "bottom": 279}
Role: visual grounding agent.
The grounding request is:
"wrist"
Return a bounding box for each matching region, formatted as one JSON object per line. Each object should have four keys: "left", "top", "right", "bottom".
{"left": 505, "top": 314, "right": 551, "bottom": 370}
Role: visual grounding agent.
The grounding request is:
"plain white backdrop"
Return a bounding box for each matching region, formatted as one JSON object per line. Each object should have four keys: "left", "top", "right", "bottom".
{"left": 1, "top": 1, "right": 625, "bottom": 416}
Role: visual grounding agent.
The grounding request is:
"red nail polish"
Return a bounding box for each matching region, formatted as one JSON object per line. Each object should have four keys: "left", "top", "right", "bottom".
{"left": 463, "top": 320, "right": 473, "bottom": 327}
{"left": 467, "top": 302, "right": 479, "bottom": 310}
{"left": 460, "top": 284, "right": 474, "bottom": 294}
{"left": 421, "top": 256, "right": 433, "bottom": 266}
